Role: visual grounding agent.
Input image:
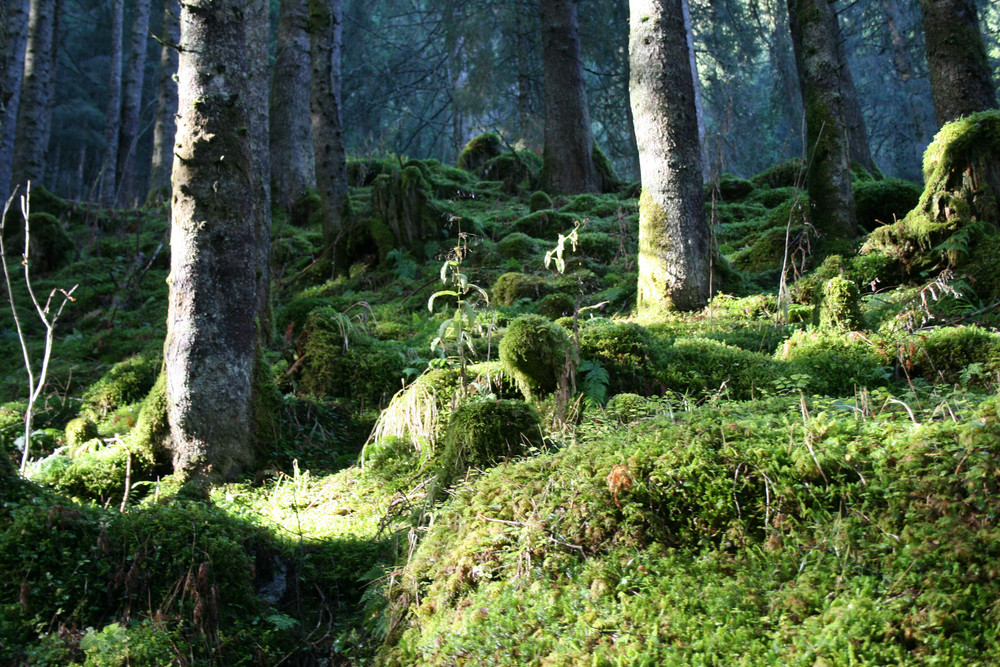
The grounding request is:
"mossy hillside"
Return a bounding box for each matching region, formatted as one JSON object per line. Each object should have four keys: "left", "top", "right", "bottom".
{"left": 377, "top": 395, "right": 1000, "bottom": 665}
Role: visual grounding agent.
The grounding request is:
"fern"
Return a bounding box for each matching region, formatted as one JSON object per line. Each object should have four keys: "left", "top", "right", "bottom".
{"left": 578, "top": 359, "right": 610, "bottom": 408}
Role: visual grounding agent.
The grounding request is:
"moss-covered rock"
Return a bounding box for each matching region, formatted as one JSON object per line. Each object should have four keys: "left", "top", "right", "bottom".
{"left": 499, "top": 314, "right": 574, "bottom": 400}
{"left": 82, "top": 352, "right": 161, "bottom": 418}
{"left": 496, "top": 232, "right": 539, "bottom": 259}
{"left": 509, "top": 210, "right": 579, "bottom": 241}
{"left": 709, "top": 174, "right": 755, "bottom": 201}
{"left": 457, "top": 132, "right": 504, "bottom": 173}
{"left": 593, "top": 144, "right": 623, "bottom": 193}
{"left": 604, "top": 392, "right": 653, "bottom": 422}
{"left": 370, "top": 165, "right": 454, "bottom": 262}
{"left": 1, "top": 211, "right": 75, "bottom": 272}
{"left": 480, "top": 151, "right": 542, "bottom": 193}
{"left": 854, "top": 177, "right": 921, "bottom": 231}
{"left": 894, "top": 325, "right": 1000, "bottom": 385}
{"left": 529, "top": 190, "right": 553, "bottom": 213}
{"left": 777, "top": 329, "right": 889, "bottom": 396}
{"left": 492, "top": 272, "right": 552, "bottom": 306}
{"left": 751, "top": 158, "right": 806, "bottom": 189}
{"left": 815, "top": 277, "right": 865, "bottom": 331}
{"left": 534, "top": 292, "right": 575, "bottom": 319}
{"left": 437, "top": 399, "right": 542, "bottom": 487}
{"left": 64, "top": 417, "right": 99, "bottom": 453}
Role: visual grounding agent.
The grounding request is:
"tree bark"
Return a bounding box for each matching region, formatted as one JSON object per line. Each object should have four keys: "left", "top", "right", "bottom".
{"left": 10, "top": 0, "right": 55, "bottom": 189}
{"left": 98, "top": 0, "right": 124, "bottom": 207}
{"left": 0, "top": 0, "right": 29, "bottom": 197}
{"left": 116, "top": 0, "right": 153, "bottom": 206}
{"left": 540, "top": 0, "right": 598, "bottom": 194}
{"left": 166, "top": 0, "right": 271, "bottom": 481}
{"left": 834, "top": 19, "right": 875, "bottom": 173}
{"left": 270, "top": 0, "right": 315, "bottom": 211}
{"left": 148, "top": 0, "right": 180, "bottom": 201}
{"left": 787, "top": 0, "right": 858, "bottom": 244}
{"left": 630, "top": 0, "right": 711, "bottom": 314}
{"left": 919, "top": 0, "right": 997, "bottom": 127}
{"left": 309, "top": 0, "right": 348, "bottom": 260}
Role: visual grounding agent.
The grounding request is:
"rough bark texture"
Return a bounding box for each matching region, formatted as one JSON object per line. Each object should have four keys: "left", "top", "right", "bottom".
{"left": 116, "top": 0, "right": 153, "bottom": 206}
{"left": 919, "top": 0, "right": 997, "bottom": 127}
{"left": 270, "top": 0, "right": 315, "bottom": 211}
{"left": 834, "top": 21, "right": 874, "bottom": 173}
{"left": 0, "top": 0, "right": 29, "bottom": 197}
{"left": 309, "top": 0, "right": 348, "bottom": 256}
{"left": 787, "top": 0, "right": 858, "bottom": 245}
{"left": 10, "top": 0, "right": 55, "bottom": 188}
{"left": 98, "top": 0, "right": 124, "bottom": 207}
{"left": 540, "top": 0, "right": 598, "bottom": 194}
{"left": 148, "top": 0, "right": 180, "bottom": 201}
{"left": 166, "top": 0, "right": 271, "bottom": 481}
{"left": 630, "top": 0, "right": 711, "bottom": 314}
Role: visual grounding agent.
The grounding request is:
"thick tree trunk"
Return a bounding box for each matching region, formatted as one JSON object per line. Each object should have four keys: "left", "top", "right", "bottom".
{"left": 919, "top": 0, "right": 997, "bottom": 126}
{"left": 787, "top": 0, "right": 858, "bottom": 245}
{"left": 10, "top": 0, "right": 55, "bottom": 188}
{"left": 98, "top": 0, "right": 123, "bottom": 207}
{"left": 540, "top": 0, "right": 598, "bottom": 194}
{"left": 515, "top": 0, "right": 533, "bottom": 143}
{"left": 166, "top": 0, "right": 271, "bottom": 481}
{"left": 116, "top": 0, "right": 153, "bottom": 206}
{"left": 148, "top": 0, "right": 180, "bottom": 201}
{"left": 270, "top": 0, "right": 315, "bottom": 211}
{"left": 0, "top": 0, "right": 29, "bottom": 197}
{"left": 834, "top": 22, "right": 875, "bottom": 173}
{"left": 630, "top": 0, "right": 711, "bottom": 314}
{"left": 309, "top": 0, "right": 348, "bottom": 259}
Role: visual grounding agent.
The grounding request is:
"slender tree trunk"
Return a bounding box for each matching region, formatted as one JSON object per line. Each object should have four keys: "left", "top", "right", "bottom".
{"left": 166, "top": 0, "right": 271, "bottom": 482}
{"left": 10, "top": 0, "right": 55, "bottom": 188}
{"left": 98, "top": 0, "right": 124, "bottom": 207}
{"left": 630, "top": 0, "right": 711, "bottom": 314}
{"left": 515, "top": 0, "right": 534, "bottom": 143}
{"left": 116, "top": 0, "right": 153, "bottom": 206}
{"left": 540, "top": 0, "right": 598, "bottom": 194}
{"left": 834, "top": 18, "right": 875, "bottom": 172}
{"left": 0, "top": 0, "right": 29, "bottom": 197}
{"left": 919, "top": 0, "right": 997, "bottom": 126}
{"left": 148, "top": 0, "right": 180, "bottom": 201}
{"left": 270, "top": 0, "right": 315, "bottom": 211}
{"left": 787, "top": 0, "right": 858, "bottom": 244}
{"left": 309, "top": 0, "right": 348, "bottom": 260}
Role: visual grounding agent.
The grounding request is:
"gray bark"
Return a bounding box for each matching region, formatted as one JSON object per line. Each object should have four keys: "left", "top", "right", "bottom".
{"left": 0, "top": 0, "right": 29, "bottom": 197}
{"left": 10, "top": 0, "right": 55, "bottom": 188}
{"left": 98, "top": 0, "right": 124, "bottom": 207}
{"left": 787, "top": 0, "right": 858, "bottom": 244}
{"left": 309, "top": 0, "right": 348, "bottom": 257}
{"left": 540, "top": 0, "right": 599, "bottom": 194}
{"left": 148, "top": 0, "right": 180, "bottom": 200}
{"left": 630, "top": 0, "right": 711, "bottom": 313}
{"left": 834, "top": 16, "right": 875, "bottom": 172}
{"left": 270, "top": 0, "right": 315, "bottom": 210}
{"left": 166, "top": 0, "right": 271, "bottom": 481}
{"left": 116, "top": 0, "right": 153, "bottom": 206}
{"left": 919, "top": 0, "right": 997, "bottom": 126}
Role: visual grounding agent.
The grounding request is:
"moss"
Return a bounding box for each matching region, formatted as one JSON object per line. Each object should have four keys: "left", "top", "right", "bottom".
{"left": 347, "top": 156, "right": 396, "bottom": 186}
{"left": 579, "top": 319, "right": 666, "bottom": 396}
{"left": 777, "top": 329, "right": 889, "bottom": 396}
{"left": 457, "top": 132, "right": 504, "bottom": 173}
{"left": 592, "top": 143, "right": 623, "bottom": 193}
{"left": 534, "top": 292, "right": 575, "bottom": 319}
{"left": 499, "top": 314, "right": 573, "bottom": 400}
{"left": 32, "top": 444, "right": 135, "bottom": 504}
{"left": 815, "top": 276, "right": 865, "bottom": 331}
{"left": 1, "top": 211, "right": 75, "bottom": 273}
{"left": 124, "top": 371, "right": 170, "bottom": 465}
{"left": 64, "top": 417, "right": 99, "bottom": 453}
{"left": 751, "top": 158, "right": 806, "bottom": 189}
{"left": 82, "top": 352, "right": 161, "bottom": 418}
{"left": 509, "top": 210, "right": 579, "bottom": 240}
{"left": 604, "top": 392, "right": 652, "bottom": 422}
{"left": 529, "top": 190, "right": 552, "bottom": 213}
{"left": 854, "top": 177, "right": 921, "bottom": 231}
{"left": 560, "top": 193, "right": 621, "bottom": 218}
{"left": 369, "top": 165, "right": 453, "bottom": 263}
{"left": 480, "top": 151, "right": 541, "bottom": 193}
{"left": 496, "top": 232, "right": 539, "bottom": 259}
{"left": 861, "top": 111, "right": 1000, "bottom": 287}
{"left": 895, "top": 325, "right": 1000, "bottom": 385}
{"left": 709, "top": 174, "right": 755, "bottom": 201}
{"left": 748, "top": 186, "right": 800, "bottom": 209}
{"left": 289, "top": 187, "right": 323, "bottom": 227}
{"left": 437, "top": 399, "right": 542, "bottom": 488}
{"left": 491, "top": 272, "right": 552, "bottom": 306}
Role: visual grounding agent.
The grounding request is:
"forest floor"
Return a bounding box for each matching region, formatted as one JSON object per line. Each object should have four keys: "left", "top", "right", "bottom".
{"left": 3, "top": 131, "right": 1000, "bottom": 665}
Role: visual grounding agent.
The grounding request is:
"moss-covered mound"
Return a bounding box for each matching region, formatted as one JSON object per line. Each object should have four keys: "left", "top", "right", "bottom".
{"left": 499, "top": 314, "right": 573, "bottom": 400}
{"left": 862, "top": 111, "right": 1000, "bottom": 287}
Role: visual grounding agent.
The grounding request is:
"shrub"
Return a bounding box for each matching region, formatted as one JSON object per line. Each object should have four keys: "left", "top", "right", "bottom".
{"left": 499, "top": 314, "right": 573, "bottom": 400}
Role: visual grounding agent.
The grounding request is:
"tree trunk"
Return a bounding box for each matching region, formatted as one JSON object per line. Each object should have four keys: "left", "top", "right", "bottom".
{"left": 166, "top": 0, "right": 271, "bottom": 482}
{"left": 270, "top": 0, "right": 315, "bottom": 211}
{"left": 787, "top": 0, "right": 858, "bottom": 245}
{"left": 98, "top": 0, "right": 124, "bottom": 207}
{"left": 630, "top": 0, "right": 711, "bottom": 314}
{"left": 515, "top": 0, "right": 534, "bottom": 143}
{"left": 10, "top": 0, "right": 55, "bottom": 188}
{"left": 309, "top": 0, "right": 348, "bottom": 260}
{"left": 116, "top": 0, "right": 153, "bottom": 206}
{"left": 919, "top": 0, "right": 997, "bottom": 127}
{"left": 148, "top": 0, "right": 180, "bottom": 201}
{"left": 834, "top": 20, "right": 875, "bottom": 173}
{"left": 0, "top": 0, "right": 29, "bottom": 197}
{"left": 540, "top": 0, "right": 598, "bottom": 194}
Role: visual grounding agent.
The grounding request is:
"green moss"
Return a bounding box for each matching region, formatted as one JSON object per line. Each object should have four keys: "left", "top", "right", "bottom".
{"left": 64, "top": 417, "right": 98, "bottom": 453}
{"left": 747, "top": 186, "right": 800, "bottom": 209}
{"left": 1, "top": 211, "right": 75, "bottom": 273}
{"left": 499, "top": 314, "right": 573, "bottom": 400}
{"left": 604, "top": 392, "right": 653, "bottom": 422}
{"left": 751, "top": 158, "right": 805, "bottom": 188}
{"left": 437, "top": 399, "right": 541, "bottom": 488}
{"left": 854, "top": 177, "right": 921, "bottom": 231}
{"left": 815, "top": 277, "right": 865, "bottom": 331}
{"left": 579, "top": 319, "right": 666, "bottom": 395}
{"left": 82, "top": 352, "right": 161, "bottom": 418}
{"left": 529, "top": 190, "right": 552, "bottom": 213}
{"left": 777, "top": 329, "right": 889, "bottom": 396}
{"left": 491, "top": 272, "right": 551, "bottom": 306}
{"left": 509, "top": 210, "right": 579, "bottom": 240}
{"left": 592, "top": 143, "right": 623, "bottom": 193}
{"left": 709, "top": 174, "right": 755, "bottom": 201}
{"left": 895, "top": 325, "right": 1000, "bottom": 385}
{"left": 496, "top": 232, "right": 539, "bottom": 259}
{"left": 480, "top": 151, "right": 541, "bottom": 193}
{"left": 124, "top": 371, "right": 169, "bottom": 465}
{"left": 457, "top": 132, "right": 504, "bottom": 173}
{"left": 534, "top": 292, "right": 575, "bottom": 319}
